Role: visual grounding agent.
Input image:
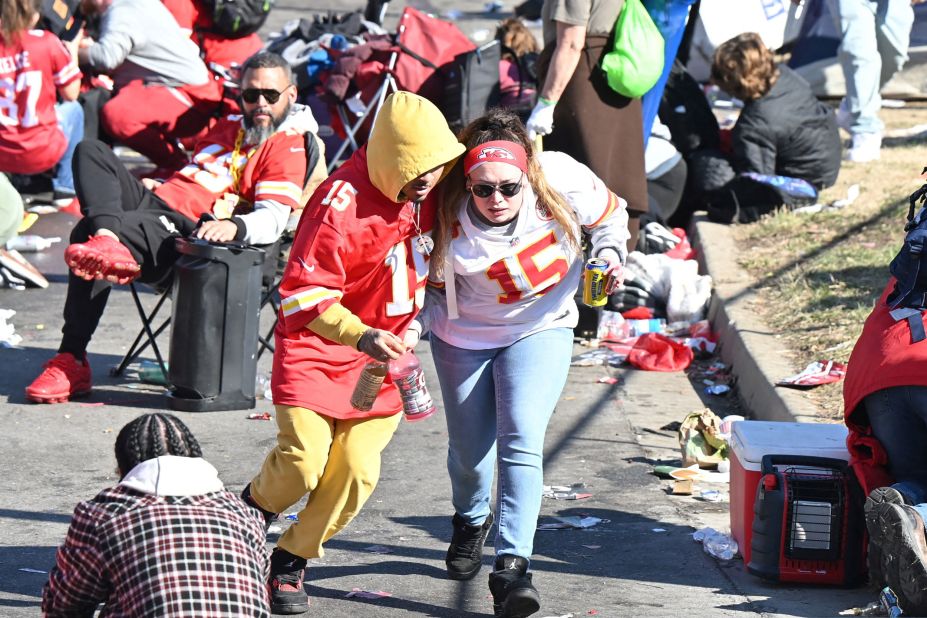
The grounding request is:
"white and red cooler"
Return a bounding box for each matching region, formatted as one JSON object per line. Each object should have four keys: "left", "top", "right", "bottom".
{"left": 729, "top": 421, "right": 850, "bottom": 568}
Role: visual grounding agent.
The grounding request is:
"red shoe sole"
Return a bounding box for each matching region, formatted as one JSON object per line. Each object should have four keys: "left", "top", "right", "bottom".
{"left": 65, "top": 243, "right": 140, "bottom": 284}
{"left": 26, "top": 387, "right": 91, "bottom": 404}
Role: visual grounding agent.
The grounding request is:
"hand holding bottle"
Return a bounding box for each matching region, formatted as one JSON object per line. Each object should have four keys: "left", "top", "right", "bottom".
{"left": 357, "top": 328, "right": 405, "bottom": 361}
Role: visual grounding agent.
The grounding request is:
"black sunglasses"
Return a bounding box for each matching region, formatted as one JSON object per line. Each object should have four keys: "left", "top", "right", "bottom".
{"left": 468, "top": 176, "right": 523, "bottom": 199}
{"left": 240, "top": 87, "right": 288, "bottom": 104}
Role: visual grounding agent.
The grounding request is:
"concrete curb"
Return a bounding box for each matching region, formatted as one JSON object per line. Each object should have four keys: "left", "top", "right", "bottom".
{"left": 690, "top": 214, "right": 824, "bottom": 423}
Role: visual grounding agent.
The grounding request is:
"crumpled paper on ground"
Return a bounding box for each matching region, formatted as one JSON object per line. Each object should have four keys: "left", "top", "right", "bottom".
{"left": 678, "top": 409, "right": 728, "bottom": 467}
{"left": 0, "top": 309, "right": 22, "bottom": 347}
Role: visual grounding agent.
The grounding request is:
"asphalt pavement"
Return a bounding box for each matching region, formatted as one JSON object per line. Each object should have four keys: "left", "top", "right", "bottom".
{"left": 0, "top": 1, "right": 883, "bottom": 616}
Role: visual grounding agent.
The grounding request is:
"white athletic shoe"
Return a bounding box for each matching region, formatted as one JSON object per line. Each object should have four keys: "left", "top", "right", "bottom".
{"left": 845, "top": 132, "right": 882, "bottom": 163}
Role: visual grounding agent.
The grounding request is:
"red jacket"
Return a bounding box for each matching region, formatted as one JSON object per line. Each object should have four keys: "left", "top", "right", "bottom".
{"left": 843, "top": 280, "right": 927, "bottom": 494}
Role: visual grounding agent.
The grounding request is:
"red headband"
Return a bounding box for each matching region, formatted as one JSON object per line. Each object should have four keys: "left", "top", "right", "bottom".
{"left": 463, "top": 140, "right": 528, "bottom": 176}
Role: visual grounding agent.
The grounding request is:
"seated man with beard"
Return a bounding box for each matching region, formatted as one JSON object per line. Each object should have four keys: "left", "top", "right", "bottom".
{"left": 26, "top": 51, "right": 323, "bottom": 404}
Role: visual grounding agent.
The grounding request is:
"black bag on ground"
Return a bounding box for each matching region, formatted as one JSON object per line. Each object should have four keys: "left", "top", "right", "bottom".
{"left": 202, "top": 0, "right": 273, "bottom": 38}
{"left": 167, "top": 238, "right": 265, "bottom": 412}
{"left": 887, "top": 179, "right": 927, "bottom": 343}
{"left": 443, "top": 40, "right": 502, "bottom": 133}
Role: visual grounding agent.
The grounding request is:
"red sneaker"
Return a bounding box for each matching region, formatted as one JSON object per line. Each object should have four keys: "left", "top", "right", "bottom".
{"left": 26, "top": 353, "right": 92, "bottom": 403}
{"left": 64, "top": 235, "right": 140, "bottom": 284}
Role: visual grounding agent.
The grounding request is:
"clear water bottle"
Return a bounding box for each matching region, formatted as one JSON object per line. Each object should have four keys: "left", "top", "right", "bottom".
{"left": 389, "top": 351, "right": 436, "bottom": 422}
{"left": 350, "top": 360, "right": 388, "bottom": 411}
{"left": 6, "top": 235, "right": 61, "bottom": 252}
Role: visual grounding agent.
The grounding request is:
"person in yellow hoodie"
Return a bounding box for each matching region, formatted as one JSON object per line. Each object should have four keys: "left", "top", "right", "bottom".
{"left": 240, "top": 91, "right": 464, "bottom": 614}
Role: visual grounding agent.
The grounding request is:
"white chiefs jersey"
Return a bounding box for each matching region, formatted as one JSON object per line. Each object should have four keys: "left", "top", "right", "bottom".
{"left": 425, "top": 150, "right": 629, "bottom": 350}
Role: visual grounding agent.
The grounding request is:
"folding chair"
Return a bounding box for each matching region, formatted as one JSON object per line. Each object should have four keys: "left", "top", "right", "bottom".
{"left": 324, "top": 6, "right": 475, "bottom": 171}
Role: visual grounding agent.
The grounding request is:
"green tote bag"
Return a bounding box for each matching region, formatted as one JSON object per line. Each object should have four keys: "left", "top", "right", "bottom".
{"left": 600, "top": 0, "right": 665, "bottom": 98}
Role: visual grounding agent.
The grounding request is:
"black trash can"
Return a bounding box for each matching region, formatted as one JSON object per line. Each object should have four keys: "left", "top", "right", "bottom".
{"left": 167, "top": 237, "right": 265, "bottom": 412}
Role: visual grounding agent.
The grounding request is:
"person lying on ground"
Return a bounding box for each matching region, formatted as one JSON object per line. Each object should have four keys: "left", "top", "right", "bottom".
{"left": 25, "top": 51, "right": 326, "bottom": 404}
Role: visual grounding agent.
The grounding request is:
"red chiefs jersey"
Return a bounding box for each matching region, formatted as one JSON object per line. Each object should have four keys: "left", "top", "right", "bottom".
{"left": 272, "top": 146, "right": 434, "bottom": 419}
{"left": 0, "top": 29, "right": 81, "bottom": 174}
{"left": 154, "top": 116, "right": 307, "bottom": 221}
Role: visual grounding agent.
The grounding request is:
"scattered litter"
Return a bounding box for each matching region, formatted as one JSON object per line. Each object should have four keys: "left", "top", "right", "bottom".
{"left": 63, "top": 414, "right": 70, "bottom": 419}
{"left": 581, "top": 545, "right": 600, "bottom": 550}
{"left": 137, "top": 360, "right": 169, "bottom": 385}
{"left": 777, "top": 359, "right": 846, "bottom": 388}
{"left": 697, "top": 490, "right": 723, "bottom": 502}
{"left": 571, "top": 349, "right": 625, "bottom": 367}
{"left": 484, "top": 0, "right": 504, "bottom": 12}
{"left": 660, "top": 421, "right": 681, "bottom": 432}
{"left": 596, "top": 376, "right": 618, "bottom": 385}
{"left": 693, "top": 527, "right": 738, "bottom": 560}
{"left": 363, "top": 545, "right": 393, "bottom": 554}
{"left": 345, "top": 588, "right": 392, "bottom": 599}
{"left": 705, "top": 384, "right": 730, "bottom": 396}
{"left": 248, "top": 412, "right": 272, "bottom": 421}
{"left": 543, "top": 484, "right": 593, "bottom": 500}
{"left": 671, "top": 479, "right": 693, "bottom": 495}
{"left": 78, "top": 402, "right": 104, "bottom": 407}
{"left": 35, "top": 324, "right": 44, "bottom": 330}
{"left": 6, "top": 234, "right": 61, "bottom": 252}
{"left": 102, "top": 428, "right": 113, "bottom": 433}
{"left": 0, "top": 309, "right": 23, "bottom": 347}
{"left": 652, "top": 528, "right": 666, "bottom": 533}
{"left": 842, "top": 586, "right": 903, "bottom": 616}
{"left": 18, "top": 568, "right": 47, "bottom": 574}
{"left": 794, "top": 184, "right": 860, "bottom": 214}
{"left": 678, "top": 409, "right": 728, "bottom": 467}
{"left": 471, "top": 28, "right": 491, "bottom": 42}
{"left": 26, "top": 204, "right": 59, "bottom": 215}
{"left": 537, "top": 516, "right": 606, "bottom": 530}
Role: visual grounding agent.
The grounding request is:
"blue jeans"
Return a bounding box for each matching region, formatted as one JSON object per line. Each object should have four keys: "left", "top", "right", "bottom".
{"left": 828, "top": 0, "right": 913, "bottom": 134}
{"left": 430, "top": 328, "right": 573, "bottom": 561}
{"left": 54, "top": 101, "right": 84, "bottom": 194}
{"left": 865, "top": 386, "right": 927, "bottom": 525}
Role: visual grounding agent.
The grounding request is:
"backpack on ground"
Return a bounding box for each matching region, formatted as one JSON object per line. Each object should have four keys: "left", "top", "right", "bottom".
{"left": 202, "top": 0, "right": 273, "bottom": 38}
{"left": 888, "top": 177, "right": 927, "bottom": 342}
{"left": 442, "top": 40, "right": 502, "bottom": 133}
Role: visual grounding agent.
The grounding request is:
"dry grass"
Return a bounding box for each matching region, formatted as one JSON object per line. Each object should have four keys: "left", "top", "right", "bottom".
{"left": 730, "top": 104, "right": 927, "bottom": 419}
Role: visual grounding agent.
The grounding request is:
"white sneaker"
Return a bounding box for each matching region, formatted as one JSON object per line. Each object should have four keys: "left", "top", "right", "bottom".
{"left": 845, "top": 132, "right": 882, "bottom": 163}
{"left": 0, "top": 248, "right": 48, "bottom": 288}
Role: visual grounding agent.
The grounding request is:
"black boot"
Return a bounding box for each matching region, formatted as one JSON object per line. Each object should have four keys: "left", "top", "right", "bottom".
{"left": 240, "top": 483, "right": 279, "bottom": 530}
{"left": 446, "top": 511, "right": 494, "bottom": 580}
{"left": 488, "top": 555, "right": 540, "bottom": 618}
{"left": 269, "top": 548, "right": 309, "bottom": 615}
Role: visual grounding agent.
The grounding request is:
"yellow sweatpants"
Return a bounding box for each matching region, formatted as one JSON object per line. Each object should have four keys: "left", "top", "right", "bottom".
{"left": 249, "top": 404, "right": 402, "bottom": 559}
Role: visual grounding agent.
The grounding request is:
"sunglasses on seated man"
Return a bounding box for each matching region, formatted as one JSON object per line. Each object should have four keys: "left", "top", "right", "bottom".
{"left": 468, "top": 175, "right": 524, "bottom": 199}
{"left": 240, "top": 87, "right": 290, "bottom": 104}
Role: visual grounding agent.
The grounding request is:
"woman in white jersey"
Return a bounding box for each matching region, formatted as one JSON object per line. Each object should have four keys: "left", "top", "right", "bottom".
{"left": 411, "top": 109, "right": 629, "bottom": 618}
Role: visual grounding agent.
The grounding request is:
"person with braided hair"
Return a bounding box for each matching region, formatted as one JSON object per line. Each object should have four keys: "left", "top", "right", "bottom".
{"left": 42, "top": 413, "right": 271, "bottom": 616}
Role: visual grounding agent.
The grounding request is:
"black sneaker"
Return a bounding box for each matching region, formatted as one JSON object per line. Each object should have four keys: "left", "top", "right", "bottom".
{"left": 445, "top": 511, "right": 494, "bottom": 580}
{"left": 488, "top": 555, "right": 540, "bottom": 618}
{"left": 269, "top": 548, "right": 309, "bottom": 615}
{"left": 865, "top": 487, "right": 905, "bottom": 591}
{"left": 241, "top": 483, "right": 279, "bottom": 531}
{"left": 877, "top": 502, "right": 927, "bottom": 614}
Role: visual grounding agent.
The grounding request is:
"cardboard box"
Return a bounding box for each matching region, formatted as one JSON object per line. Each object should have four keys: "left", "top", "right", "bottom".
{"left": 729, "top": 421, "right": 849, "bottom": 566}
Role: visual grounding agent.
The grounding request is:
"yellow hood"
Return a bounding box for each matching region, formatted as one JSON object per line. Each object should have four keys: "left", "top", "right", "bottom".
{"left": 366, "top": 91, "right": 465, "bottom": 202}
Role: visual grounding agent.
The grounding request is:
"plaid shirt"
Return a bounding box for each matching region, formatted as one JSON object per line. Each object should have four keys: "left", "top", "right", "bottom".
{"left": 42, "top": 459, "right": 270, "bottom": 617}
